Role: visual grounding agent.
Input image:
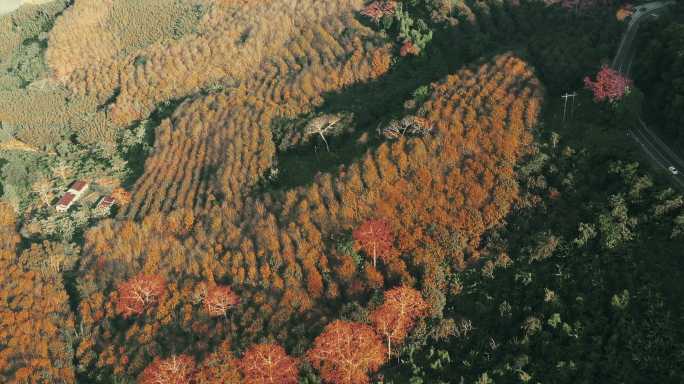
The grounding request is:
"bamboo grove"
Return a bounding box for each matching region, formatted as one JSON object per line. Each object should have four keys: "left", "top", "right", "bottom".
{"left": 74, "top": 53, "right": 543, "bottom": 381}
{"left": 122, "top": 13, "right": 392, "bottom": 218}
{"left": 48, "top": 0, "right": 379, "bottom": 127}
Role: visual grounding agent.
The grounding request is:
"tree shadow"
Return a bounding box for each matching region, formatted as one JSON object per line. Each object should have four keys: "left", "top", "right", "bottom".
{"left": 120, "top": 96, "right": 188, "bottom": 189}
{"left": 266, "top": 29, "right": 469, "bottom": 193}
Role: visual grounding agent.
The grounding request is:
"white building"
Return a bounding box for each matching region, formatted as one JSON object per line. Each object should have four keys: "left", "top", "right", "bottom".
{"left": 55, "top": 180, "right": 89, "bottom": 212}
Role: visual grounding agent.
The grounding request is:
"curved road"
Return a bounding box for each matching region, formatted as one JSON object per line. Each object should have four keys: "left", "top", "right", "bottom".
{"left": 613, "top": 1, "right": 684, "bottom": 188}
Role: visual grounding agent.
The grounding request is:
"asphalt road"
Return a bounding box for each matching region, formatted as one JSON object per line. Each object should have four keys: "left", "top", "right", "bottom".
{"left": 613, "top": 1, "right": 684, "bottom": 187}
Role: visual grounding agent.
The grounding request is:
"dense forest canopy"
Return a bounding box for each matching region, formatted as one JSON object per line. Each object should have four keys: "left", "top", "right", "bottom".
{"left": 633, "top": 2, "right": 684, "bottom": 145}
{"left": 0, "top": 0, "right": 683, "bottom": 383}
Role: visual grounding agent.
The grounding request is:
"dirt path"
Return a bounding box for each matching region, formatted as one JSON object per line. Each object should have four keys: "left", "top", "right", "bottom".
{"left": 0, "top": 138, "right": 42, "bottom": 153}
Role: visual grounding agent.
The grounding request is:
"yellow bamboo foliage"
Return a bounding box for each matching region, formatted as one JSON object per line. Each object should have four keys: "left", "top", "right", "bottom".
{"left": 48, "top": 0, "right": 369, "bottom": 127}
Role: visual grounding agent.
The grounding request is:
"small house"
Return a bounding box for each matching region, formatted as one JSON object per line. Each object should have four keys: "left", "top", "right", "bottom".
{"left": 67, "top": 180, "right": 89, "bottom": 197}
{"left": 96, "top": 196, "right": 116, "bottom": 211}
{"left": 56, "top": 192, "right": 76, "bottom": 212}
{"left": 55, "top": 180, "right": 89, "bottom": 212}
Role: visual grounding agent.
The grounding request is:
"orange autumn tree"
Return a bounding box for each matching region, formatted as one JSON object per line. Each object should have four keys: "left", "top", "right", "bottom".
{"left": 239, "top": 343, "right": 299, "bottom": 384}
{"left": 111, "top": 187, "right": 132, "bottom": 206}
{"left": 0, "top": 203, "right": 77, "bottom": 383}
{"left": 202, "top": 284, "right": 240, "bottom": 318}
{"left": 306, "top": 320, "right": 386, "bottom": 384}
{"left": 353, "top": 218, "right": 394, "bottom": 267}
{"left": 194, "top": 341, "right": 242, "bottom": 384}
{"left": 139, "top": 355, "right": 196, "bottom": 384}
{"left": 73, "top": 54, "right": 542, "bottom": 380}
{"left": 370, "top": 286, "right": 429, "bottom": 359}
{"left": 115, "top": 273, "right": 165, "bottom": 318}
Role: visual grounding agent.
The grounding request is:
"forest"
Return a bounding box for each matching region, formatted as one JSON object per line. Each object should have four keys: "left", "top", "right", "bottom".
{"left": 0, "top": 0, "right": 682, "bottom": 383}
{"left": 633, "top": 2, "right": 684, "bottom": 146}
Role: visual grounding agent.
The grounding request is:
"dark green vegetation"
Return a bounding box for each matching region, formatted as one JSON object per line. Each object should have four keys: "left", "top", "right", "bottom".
{"left": 384, "top": 125, "right": 684, "bottom": 383}
{"left": 273, "top": 0, "right": 622, "bottom": 191}
{"left": 396, "top": 0, "right": 621, "bottom": 93}
{"left": 0, "top": 0, "right": 71, "bottom": 90}
{"left": 366, "top": 1, "right": 684, "bottom": 382}
{"left": 633, "top": 1, "right": 684, "bottom": 149}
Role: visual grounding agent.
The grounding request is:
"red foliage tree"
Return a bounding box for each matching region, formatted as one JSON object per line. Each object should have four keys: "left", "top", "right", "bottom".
{"left": 203, "top": 284, "right": 240, "bottom": 317}
{"left": 370, "top": 286, "right": 428, "bottom": 359}
{"left": 239, "top": 343, "right": 299, "bottom": 384}
{"left": 584, "top": 66, "right": 632, "bottom": 103}
{"left": 400, "top": 41, "right": 419, "bottom": 57}
{"left": 115, "top": 274, "right": 165, "bottom": 318}
{"left": 353, "top": 218, "right": 393, "bottom": 267}
{"left": 306, "top": 320, "right": 386, "bottom": 384}
{"left": 139, "top": 355, "right": 196, "bottom": 384}
{"left": 361, "top": 1, "right": 397, "bottom": 23}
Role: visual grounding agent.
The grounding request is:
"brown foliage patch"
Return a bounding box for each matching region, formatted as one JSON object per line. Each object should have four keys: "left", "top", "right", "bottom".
{"left": 75, "top": 53, "right": 543, "bottom": 378}
{"left": 0, "top": 203, "right": 76, "bottom": 383}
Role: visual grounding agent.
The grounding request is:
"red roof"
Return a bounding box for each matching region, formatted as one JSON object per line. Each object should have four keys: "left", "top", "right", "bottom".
{"left": 70, "top": 180, "right": 88, "bottom": 192}
{"left": 97, "top": 196, "right": 116, "bottom": 209}
{"left": 57, "top": 192, "right": 76, "bottom": 207}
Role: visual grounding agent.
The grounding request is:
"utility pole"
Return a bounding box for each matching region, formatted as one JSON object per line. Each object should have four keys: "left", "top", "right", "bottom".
{"left": 570, "top": 91, "right": 577, "bottom": 120}
{"left": 561, "top": 92, "right": 577, "bottom": 122}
